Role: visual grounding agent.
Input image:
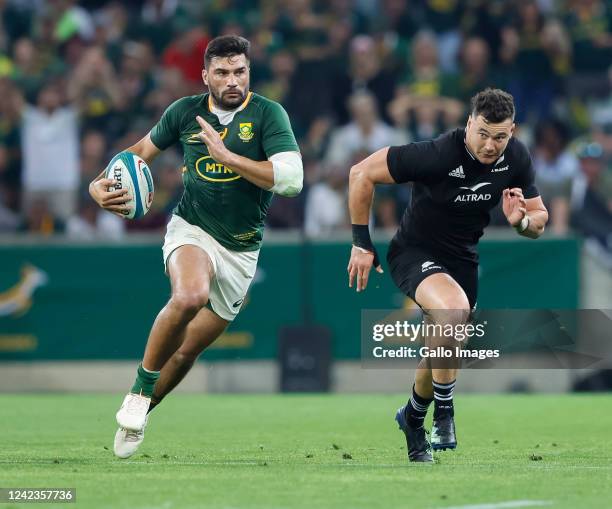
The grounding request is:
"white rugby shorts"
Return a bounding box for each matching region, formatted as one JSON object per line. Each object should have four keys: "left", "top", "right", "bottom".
{"left": 162, "top": 215, "right": 259, "bottom": 321}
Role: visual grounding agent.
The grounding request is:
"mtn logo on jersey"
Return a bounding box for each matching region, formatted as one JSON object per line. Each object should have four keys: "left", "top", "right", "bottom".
{"left": 421, "top": 261, "right": 442, "bottom": 272}
{"left": 448, "top": 165, "right": 465, "bottom": 178}
{"left": 195, "top": 155, "right": 241, "bottom": 182}
{"left": 455, "top": 182, "right": 492, "bottom": 202}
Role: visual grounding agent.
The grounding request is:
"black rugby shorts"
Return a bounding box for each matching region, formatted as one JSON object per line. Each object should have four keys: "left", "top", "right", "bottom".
{"left": 387, "top": 239, "right": 478, "bottom": 310}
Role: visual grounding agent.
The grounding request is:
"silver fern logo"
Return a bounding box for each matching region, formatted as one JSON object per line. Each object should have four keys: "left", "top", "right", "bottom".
{"left": 459, "top": 182, "right": 491, "bottom": 192}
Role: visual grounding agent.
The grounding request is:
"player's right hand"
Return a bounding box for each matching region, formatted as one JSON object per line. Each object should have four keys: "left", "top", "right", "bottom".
{"left": 89, "top": 178, "right": 132, "bottom": 216}
{"left": 347, "top": 246, "right": 383, "bottom": 293}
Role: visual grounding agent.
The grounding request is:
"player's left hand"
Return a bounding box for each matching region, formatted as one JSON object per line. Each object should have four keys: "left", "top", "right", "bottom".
{"left": 196, "top": 115, "right": 232, "bottom": 165}
{"left": 348, "top": 246, "right": 383, "bottom": 293}
{"left": 502, "top": 187, "right": 527, "bottom": 227}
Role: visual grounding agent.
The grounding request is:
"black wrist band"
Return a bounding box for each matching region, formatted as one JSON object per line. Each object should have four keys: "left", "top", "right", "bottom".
{"left": 352, "top": 224, "right": 374, "bottom": 250}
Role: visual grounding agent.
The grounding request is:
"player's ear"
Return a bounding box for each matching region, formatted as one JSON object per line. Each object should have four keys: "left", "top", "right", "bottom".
{"left": 510, "top": 122, "right": 516, "bottom": 137}
{"left": 202, "top": 68, "right": 208, "bottom": 86}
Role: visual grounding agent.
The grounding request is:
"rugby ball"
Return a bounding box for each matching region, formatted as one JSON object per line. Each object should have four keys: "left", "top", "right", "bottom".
{"left": 105, "top": 151, "right": 154, "bottom": 219}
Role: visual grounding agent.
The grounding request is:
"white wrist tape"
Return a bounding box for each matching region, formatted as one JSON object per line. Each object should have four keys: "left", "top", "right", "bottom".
{"left": 269, "top": 151, "right": 303, "bottom": 197}
{"left": 514, "top": 215, "right": 530, "bottom": 233}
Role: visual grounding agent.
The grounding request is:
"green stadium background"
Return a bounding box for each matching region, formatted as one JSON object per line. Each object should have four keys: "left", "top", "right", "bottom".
{"left": 0, "top": 237, "right": 580, "bottom": 361}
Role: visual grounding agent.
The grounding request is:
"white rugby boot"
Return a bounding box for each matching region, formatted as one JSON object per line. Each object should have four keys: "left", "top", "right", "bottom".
{"left": 115, "top": 393, "right": 150, "bottom": 431}
{"left": 114, "top": 416, "right": 148, "bottom": 459}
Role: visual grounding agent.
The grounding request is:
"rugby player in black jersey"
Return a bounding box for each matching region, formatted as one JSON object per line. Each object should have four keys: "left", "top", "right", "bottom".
{"left": 347, "top": 89, "right": 549, "bottom": 462}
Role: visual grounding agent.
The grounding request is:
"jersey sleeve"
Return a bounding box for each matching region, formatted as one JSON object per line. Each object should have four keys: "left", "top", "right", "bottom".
{"left": 262, "top": 101, "right": 299, "bottom": 158}
{"left": 386, "top": 140, "right": 440, "bottom": 184}
{"left": 149, "top": 98, "right": 186, "bottom": 150}
{"left": 512, "top": 142, "right": 539, "bottom": 199}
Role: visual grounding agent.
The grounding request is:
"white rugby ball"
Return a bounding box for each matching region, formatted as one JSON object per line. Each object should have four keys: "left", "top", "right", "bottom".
{"left": 105, "top": 151, "right": 154, "bottom": 219}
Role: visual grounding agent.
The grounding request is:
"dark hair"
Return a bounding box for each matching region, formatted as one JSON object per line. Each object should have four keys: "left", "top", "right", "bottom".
{"left": 204, "top": 35, "right": 250, "bottom": 68}
{"left": 470, "top": 88, "right": 515, "bottom": 123}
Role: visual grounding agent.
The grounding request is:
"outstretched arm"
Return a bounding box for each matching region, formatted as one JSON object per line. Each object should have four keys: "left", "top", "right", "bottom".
{"left": 347, "top": 147, "right": 396, "bottom": 292}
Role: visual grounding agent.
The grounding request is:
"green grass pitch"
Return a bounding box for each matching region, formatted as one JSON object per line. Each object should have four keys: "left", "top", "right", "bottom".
{"left": 2, "top": 394, "right": 611, "bottom": 508}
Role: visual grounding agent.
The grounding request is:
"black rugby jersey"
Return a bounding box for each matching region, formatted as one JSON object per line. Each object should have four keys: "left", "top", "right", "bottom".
{"left": 387, "top": 128, "right": 539, "bottom": 263}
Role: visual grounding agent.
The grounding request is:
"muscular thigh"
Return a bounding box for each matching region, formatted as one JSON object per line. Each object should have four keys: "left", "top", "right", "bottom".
{"left": 167, "top": 245, "right": 214, "bottom": 296}
{"left": 415, "top": 273, "right": 469, "bottom": 311}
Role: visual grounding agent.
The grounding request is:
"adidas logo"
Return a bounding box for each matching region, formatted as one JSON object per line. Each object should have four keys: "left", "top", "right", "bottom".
{"left": 449, "top": 165, "right": 465, "bottom": 178}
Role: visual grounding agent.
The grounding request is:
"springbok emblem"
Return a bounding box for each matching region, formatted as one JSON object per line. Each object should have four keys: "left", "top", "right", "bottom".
{"left": 0, "top": 265, "right": 48, "bottom": 317}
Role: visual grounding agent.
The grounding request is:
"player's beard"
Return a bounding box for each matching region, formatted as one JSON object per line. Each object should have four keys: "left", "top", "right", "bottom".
{"left": 209, "top": 86, "right": 248, "bottom": 110}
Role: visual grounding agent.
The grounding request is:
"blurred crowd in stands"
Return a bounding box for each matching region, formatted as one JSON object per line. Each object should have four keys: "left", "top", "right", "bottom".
{"left": 0, "top": 0, "right": 610, "bottom": 263}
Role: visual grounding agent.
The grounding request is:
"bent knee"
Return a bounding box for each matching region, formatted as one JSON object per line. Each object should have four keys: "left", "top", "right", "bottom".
{"left": 170, "top": 290, "right": 209, "bottom": 316}
{"left": 426, "top": 295, "right": 471, "bottom": 326}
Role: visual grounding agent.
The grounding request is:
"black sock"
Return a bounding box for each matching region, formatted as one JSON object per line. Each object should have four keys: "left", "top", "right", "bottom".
{"left": 405, "top": 385, "right": 433, "bottom": 428}
{"left": 433, "top": 379, "right": 455, "bottom": 419}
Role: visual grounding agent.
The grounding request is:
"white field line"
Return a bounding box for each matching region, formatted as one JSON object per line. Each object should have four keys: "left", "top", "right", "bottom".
{"left": 438, "top": 500, "right": 553, "bottom": 509}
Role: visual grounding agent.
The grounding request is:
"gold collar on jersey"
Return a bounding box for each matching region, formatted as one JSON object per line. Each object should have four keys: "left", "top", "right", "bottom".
{"left": 185, "top": 92, "right": 253, "bottom": 144}
{"left": 207, "top": 91, "right": 253, "bottom": 113}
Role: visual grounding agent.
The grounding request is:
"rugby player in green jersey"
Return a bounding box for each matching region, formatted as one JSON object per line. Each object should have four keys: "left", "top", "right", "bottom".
{"left": 89, "top": 35, "right": 303, "bottom": 458}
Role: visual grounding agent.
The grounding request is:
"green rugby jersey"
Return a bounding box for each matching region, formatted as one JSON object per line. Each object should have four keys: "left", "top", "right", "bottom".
{"left": 150, "top": 92, "right": 299, "bottom": 251}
